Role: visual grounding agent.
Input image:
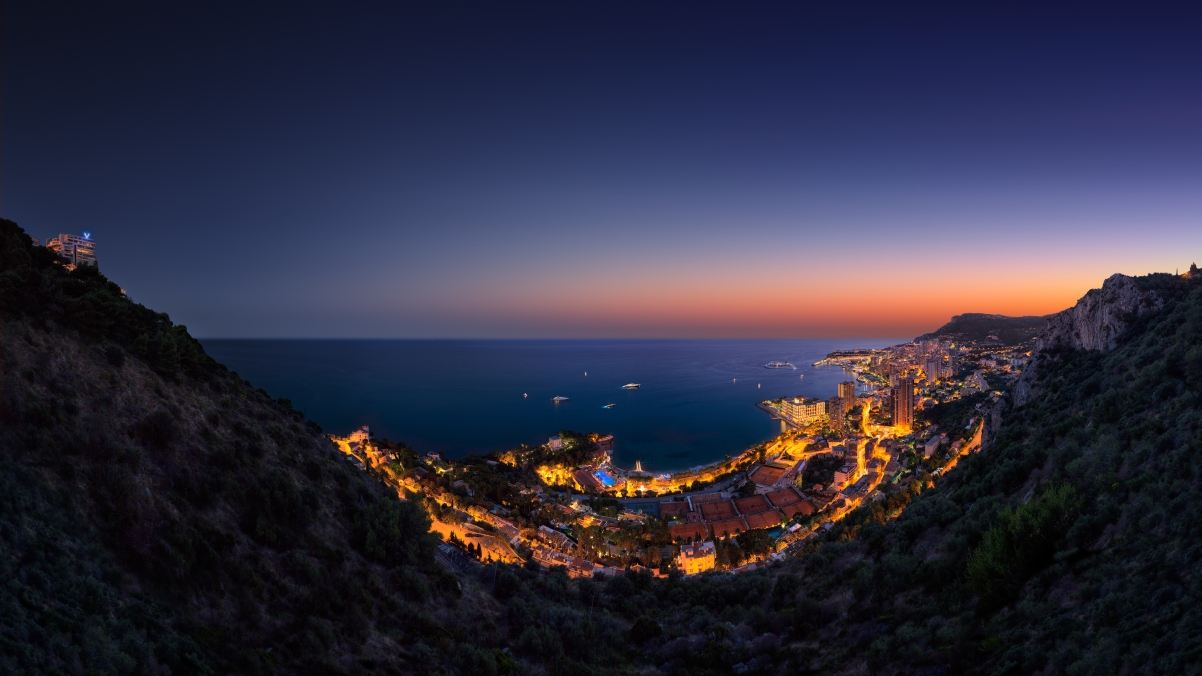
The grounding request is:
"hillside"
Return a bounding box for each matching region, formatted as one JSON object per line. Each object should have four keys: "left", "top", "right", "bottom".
{"left": 5, "top": 215, "right": 1202, "bottom": 676}
{"left": 775, "top": 270, "right": 1202, "bottom": 673}
{"left": 918, "top": 312, "right": 1048, "bottom": 345}
{"left": 0, "top": 220, "right": 500, "bottom": 674}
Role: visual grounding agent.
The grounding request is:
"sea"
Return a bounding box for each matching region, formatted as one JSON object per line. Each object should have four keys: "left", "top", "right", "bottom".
{"left": 200, "top": 339, "right": 903, "bottom": 473}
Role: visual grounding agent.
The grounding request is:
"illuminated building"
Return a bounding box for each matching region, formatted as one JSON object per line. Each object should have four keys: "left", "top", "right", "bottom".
{"left": 838, "top": 381, "right": 856, "bottom": 407}
{"left": 677, "top": 540, "right": 716, "bottom": 574}
{"left": 924, "top": 357, "right": 942, "bottom": 383}
{"left": 46, "top": 232, "right": 97, "bottom": 270}
{"left": 892, "top": 377, "right": 914, "bottom": 431}
{"left": 348, "top": 425, "right": 370, "bottom": 443}
{"left": 942, "top": 353, "right": 958, "bottom": 379}
{"left": 783, "top": 397, "right": 826, "bottom": 422}
{"left": 888, "top": 364, "right": 903, "bottom": 387}
{"left": 828, "top": 396, "right": 846, "bottom": 428}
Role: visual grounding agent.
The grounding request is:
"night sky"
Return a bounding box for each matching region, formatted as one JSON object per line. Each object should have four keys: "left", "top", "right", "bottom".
{"left": 6, "top": 3, "right": 1201, "bottom": 338}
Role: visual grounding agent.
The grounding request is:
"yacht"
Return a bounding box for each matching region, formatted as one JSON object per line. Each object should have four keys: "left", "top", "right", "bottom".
{"left": 622, "top": 383, "right": 641, "bottom": 389}
{"left": 602, "top": 403, "right": 615, "bottom": 409}
{"left": 765, "top": 361, "right": 796, "bottom": 369}
{"left": 552, "top": 396, "right": 569, "bottom": 402}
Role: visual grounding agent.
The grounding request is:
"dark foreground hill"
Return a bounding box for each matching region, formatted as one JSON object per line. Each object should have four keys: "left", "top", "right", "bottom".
{"left": 918, "top": 312, "right": 1048, "bottom": 345}
{"left": 4, "top": 216, "right": 1202, "bottom": 675}
{"left": 0, "top": 220, "right": 501, "bottom": 674}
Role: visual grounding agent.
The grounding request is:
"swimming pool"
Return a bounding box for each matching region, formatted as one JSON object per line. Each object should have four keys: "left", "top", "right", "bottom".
{"left": 594, "top": 470, "right": 617, "bottom": 488}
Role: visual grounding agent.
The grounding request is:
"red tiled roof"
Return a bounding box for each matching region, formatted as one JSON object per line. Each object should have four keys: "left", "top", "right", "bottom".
{"left": 572, "top": 469, "right": 603, "bottom": 491}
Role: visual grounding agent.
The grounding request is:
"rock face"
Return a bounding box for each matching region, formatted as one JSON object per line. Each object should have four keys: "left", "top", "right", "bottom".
{"left": 1014, "top": 274, "right": 1164, "bottom": 405}
{"left": 1034, "top": 274, "right": 1164, "bottom": 353}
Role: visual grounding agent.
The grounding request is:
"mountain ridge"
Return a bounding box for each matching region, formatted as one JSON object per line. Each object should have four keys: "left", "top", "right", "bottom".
{"left": 917, "top": 312, "right": 1049, "bottom": 345}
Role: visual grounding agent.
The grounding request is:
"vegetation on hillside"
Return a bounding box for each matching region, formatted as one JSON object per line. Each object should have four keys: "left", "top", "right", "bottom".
{"left": 0, "top": 220, "right": 478, "bottom": 674}
{"left": 4, "top": 217, "right": 1202, "bottom": 675}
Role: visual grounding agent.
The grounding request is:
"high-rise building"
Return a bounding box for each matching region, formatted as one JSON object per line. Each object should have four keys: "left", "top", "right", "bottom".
{"left": 828, "top": 396, "right": 846, "bottom": 430}
{"left": 838, "top": 381, "right": 856, "bottom": 406}
{"left": 46, "top": 233, "right": 97, "bottom": 270}
{"left": 942, "top": 353, "right": 958, "bottom": 379}
{"left": 892, "top": 377, "right": 914, "bottom": 432}
{"left": 924, "top": 357, "right": 942, "bottom": 383}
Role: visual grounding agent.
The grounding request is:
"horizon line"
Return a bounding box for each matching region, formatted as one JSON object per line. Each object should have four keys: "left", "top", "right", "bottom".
{"left": 196, "top": 335, "right": 915, "bottom": 342}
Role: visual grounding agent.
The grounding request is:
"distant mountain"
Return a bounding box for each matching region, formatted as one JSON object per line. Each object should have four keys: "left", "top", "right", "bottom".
{"left": 917, "top": 312, "right": 1049, "bottom": 345}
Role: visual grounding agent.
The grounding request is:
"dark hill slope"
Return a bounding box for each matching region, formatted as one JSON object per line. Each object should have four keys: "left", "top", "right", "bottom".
{"left": 0, "top": 220, "right": 502, "bottom": 674}
{"left": 918, "top": 312, "right": 1048, "bottom": 345}
{"left": 770, "top": 272, "right": 1202, "bottom": 674}
{"left": 7, "top": 213, "right": 1202, "bottom": 676}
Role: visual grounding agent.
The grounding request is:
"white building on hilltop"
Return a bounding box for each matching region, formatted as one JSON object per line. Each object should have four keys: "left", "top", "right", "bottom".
{"left": 46, "top": 232, "right": 97, "bottom": 270}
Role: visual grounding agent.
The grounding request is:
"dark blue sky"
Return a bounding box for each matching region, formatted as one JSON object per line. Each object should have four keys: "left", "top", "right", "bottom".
{"left": 6, "top": 2, "right": 1201, "bottom": 337}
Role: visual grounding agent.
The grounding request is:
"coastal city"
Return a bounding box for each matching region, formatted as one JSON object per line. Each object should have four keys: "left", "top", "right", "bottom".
{"left": 329, "top": 331, "right": 1032, "bottom": 578}
{"left": 11, "top": 5, "right": 1199, "bottom": 671}
{"left": 26, "top": 229, "right": 1027, "bottom": 579}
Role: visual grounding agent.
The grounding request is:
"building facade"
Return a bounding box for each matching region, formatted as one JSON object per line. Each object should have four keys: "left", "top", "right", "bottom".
{"left": 942, "top": 353, "right": 958, "bottom": 379}
{"left": 924, "top": 357, "right": 942, "bottom": 383}
{"left": 892, "top": 377, "right": 915, "bottom": 432}
{"left": 828, "top": 396, "right": 846, "bottom": 429}
{"left": 46, "top": 233, "right": 97, "bottom": 269}
{"left": 677, "top": 540, "right": 716, "bottom": 574}
{"left": 783, "top": 397, "right": 827, "bottom": 422}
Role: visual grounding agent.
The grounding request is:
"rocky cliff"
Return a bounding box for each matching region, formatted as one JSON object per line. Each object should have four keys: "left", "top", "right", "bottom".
{"left": 1014, "top": 273, "right": 1167, "bottom": 405}
{"left": 1033, "top": 273, "right": 1165, "bottom": 353}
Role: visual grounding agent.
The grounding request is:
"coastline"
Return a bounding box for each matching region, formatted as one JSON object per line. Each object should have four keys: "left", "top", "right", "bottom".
{"left": 203, "top": 337, "right": 903, "bottom": 470}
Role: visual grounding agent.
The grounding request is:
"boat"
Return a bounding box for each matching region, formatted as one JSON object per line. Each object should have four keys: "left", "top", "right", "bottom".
{"left": 552, "top": 396, "right": 569, "bottom": 402}
{"left": 523, "top": 393, "right": 527, "bottom": 398}
{"left": 602, "top": 403, "right": 615, "bottom": 409}
{"left": 622, "top": 383, "right": 640, "bottom": 389}
{"left": 765, "top": 361, "right": 796, "bottom": 369}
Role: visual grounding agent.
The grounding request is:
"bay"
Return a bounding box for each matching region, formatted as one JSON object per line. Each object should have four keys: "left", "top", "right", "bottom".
{"left": 200, "top": 339, "right": 903, "bottom": 472}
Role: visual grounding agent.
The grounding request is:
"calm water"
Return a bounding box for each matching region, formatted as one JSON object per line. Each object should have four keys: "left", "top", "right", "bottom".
{"left": 200, "top": 339, "right": 901, "bottom": 472}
